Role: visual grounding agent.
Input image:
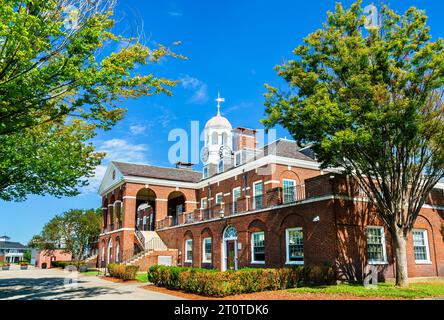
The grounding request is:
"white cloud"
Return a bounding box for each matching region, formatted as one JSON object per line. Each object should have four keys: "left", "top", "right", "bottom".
{"left": 179, "top": 74, "right": 209, "bottom": 104}
{"left": 129, "top": 124, "right": 147, "bottom": 135}
{"left": 82, "top": 139, "right": 149, "bottom": 194}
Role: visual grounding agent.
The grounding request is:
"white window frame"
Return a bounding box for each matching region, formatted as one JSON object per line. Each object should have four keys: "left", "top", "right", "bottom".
{"left": 234, "top": 151, "right": 242, "bottom": 167}
{"left": 285, "top": 227, "right": 304, "bottom": 265}
{"left": 285, "top": 227, "right": 305, "bottom": 265}
{"left": 366, "top": 226, "right": 388, "bottom": 265}
{"left": 232, "top": 187, "right": 241, "bottom": 213}
{"left": 200, "top": 197, "right": 208, "bottom": 209}
{"left": 412, "top": 229, "right": 431, "bottom": 264}
{"left": 185, "top": 239, "right": 193, "bottom": 263}
{"left": 215, "top": 193, "right": 223, "bottom": 205}
{"left": 202, "top": 165, "right": 209, "bottom": 179}
{"left": 251, "top": 231, "right": 265, "bottom": 264}
{"left": 252, "top": 180, "right": 263, "bottom": 210}
{"left": 218, "top": 159, "right": 224, "bottom": 174}
{"left": 282, "top": 179, "right": 296, "bottom": 204}
{"left": 202, "top": 237, "right": 212, "bottom": 263}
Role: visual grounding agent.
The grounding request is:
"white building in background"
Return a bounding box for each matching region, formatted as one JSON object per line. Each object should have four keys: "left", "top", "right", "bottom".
{"left": 0, "top": 235, "right": 29, "bottom": 263}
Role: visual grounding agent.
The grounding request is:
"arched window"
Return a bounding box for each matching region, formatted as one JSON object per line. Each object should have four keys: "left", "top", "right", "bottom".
{"left": 115, "top": 239, "right": 120, "bottom": 263}
{"left": 108, "top": 239, "right": 113, "bottom": 263}
{"left": 222, "top": 132, "right": 228, "bottom": 145}
{"left": 212, "top": 132, "right": 218, "bottom": 145}
{"left": 223, "top": 225, "right": 238, "bottom": 240}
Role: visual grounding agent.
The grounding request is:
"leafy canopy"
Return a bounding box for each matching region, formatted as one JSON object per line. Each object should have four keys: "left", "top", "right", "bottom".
{"left": 263, "top": 1, "right": 444, "bottom": 232}
{"left": 29, "top": 208, "right": 101, "bottom": 262}
{"left": 0, "top": 0, "right": 183, "bottom": 201}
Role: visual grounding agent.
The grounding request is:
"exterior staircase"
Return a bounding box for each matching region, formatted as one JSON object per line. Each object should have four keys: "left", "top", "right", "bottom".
{"left": 124, "top": 231, "right": 175, "bottom": 268}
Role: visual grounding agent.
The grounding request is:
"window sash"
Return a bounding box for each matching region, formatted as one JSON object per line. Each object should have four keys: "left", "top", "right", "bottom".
{"left": 366, "top": 227, "right": 387, "bottom": 263}
{"left": 283, "top": 179, "right": 296, "bottom": 204}
{"left": 413, "top": 230, "right": 430, "bottom": 262}
{"left": 253, "top": 182, "right": 263, "bottom": 209}
{"left": 215, "top": 193, "right": 223, "bottom": 204}
{"left": 251, "top": 232, "right": 265, "bottom": 262}
{"left": 286, "top": 228, "right": 303, "bottom": 264}
{"left": 202, "top": 238, "right": 212, "bottom": 263}
{"left": 185, "top": 240, "right": 193, "bottom": 262}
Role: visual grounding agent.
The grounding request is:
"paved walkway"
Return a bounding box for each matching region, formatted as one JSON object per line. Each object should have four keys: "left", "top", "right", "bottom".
{"left": 0, "top": 266, "right": 182, "bottom": 300}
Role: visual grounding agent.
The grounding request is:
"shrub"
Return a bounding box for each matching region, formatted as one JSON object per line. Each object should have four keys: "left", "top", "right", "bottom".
{"left": 108, "top": 263, "right": 139, "bottom": 281}
{"left": 147, "top": 265, "right": 333, "bottom": 297}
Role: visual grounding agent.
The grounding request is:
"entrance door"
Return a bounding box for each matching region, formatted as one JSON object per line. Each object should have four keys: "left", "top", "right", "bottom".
{"left": 226, "top": 240, "right": 236, "bottom": 270}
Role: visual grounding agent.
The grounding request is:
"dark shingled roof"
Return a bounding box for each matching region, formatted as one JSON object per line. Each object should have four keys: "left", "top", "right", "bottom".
{"left": 112, "top": 162, "right": 202, "bottom": 183}
{"left": 0, "top": 241, "right": 27, "bottom": 250}
{"left": 262, "top": 139, "right": 316, "bottom": 162}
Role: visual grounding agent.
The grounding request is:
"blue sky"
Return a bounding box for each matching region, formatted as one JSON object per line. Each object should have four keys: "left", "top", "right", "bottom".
{"left": 1, "top": 0, "right": 444, "bottom": 244}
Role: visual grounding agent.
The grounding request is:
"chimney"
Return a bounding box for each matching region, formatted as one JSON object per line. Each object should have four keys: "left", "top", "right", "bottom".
{"left": 233, "top": 127, "right": 257, "bottom": 152}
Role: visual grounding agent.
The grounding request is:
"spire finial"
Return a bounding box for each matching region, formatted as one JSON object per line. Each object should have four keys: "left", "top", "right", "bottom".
{"left": 215, "top": 91, "right": 225, "bottom": 116}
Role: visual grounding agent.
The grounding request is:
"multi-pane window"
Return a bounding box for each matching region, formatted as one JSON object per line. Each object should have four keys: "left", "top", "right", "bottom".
{"left": 251, "top": 232, "right": 265, "bottom": 263}
{"left": 283, "top": 179, "right": 296, "bottom": 204}
{"left": 413, "top": 230, "right": 430, "bottom": 263}
{"left": 185, "top": 239, "right": 193, "bottom": 263}
{"left": 232, "top": 187, "right": 241, "bottom": 213}
{"left": 253, "top": 182, "right": 263, "bottom": 210}
{"left": 286, "top": 228, "right": 303, "bottom": 264}
{"left": 366, "top": 226, "right": 387, "bottom": 264}
{"left": 215, "top": 193, "right": 223, "bottom": 204}
{"left": 203, "top": 166, "right": 209, "bottom": 179}
{"left": 202, "top": 238, "right": 212, "bottom": 263}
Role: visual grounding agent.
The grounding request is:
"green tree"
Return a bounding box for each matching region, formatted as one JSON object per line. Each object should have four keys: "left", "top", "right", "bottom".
{"left": 0, "top": 0, "right": 182, "bottom": 200}
{"left": 263, "top": 1, "right": 444, "bottom": 287}
{"left": 29, "top": 208, "right": 101, "bottom": 265}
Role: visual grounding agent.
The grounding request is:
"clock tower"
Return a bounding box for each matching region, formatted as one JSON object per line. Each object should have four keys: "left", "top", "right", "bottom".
{"left": 201, "top": 92, "right": 233, "bottom": 166}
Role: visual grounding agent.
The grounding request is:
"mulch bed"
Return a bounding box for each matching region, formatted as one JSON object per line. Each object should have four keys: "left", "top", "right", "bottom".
{"left": 140, "top": 284, "right": 398, "bottom": 300}
{"left": 100, "top": 276, "right": 140, "bottom": 284}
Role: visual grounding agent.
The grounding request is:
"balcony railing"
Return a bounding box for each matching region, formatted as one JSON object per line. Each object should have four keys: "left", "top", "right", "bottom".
{"left": 157, "top": 185, "right": 310, "bottom": 229}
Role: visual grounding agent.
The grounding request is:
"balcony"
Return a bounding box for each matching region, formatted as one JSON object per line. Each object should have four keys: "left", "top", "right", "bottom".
{"left": 157, "top": 185, "right": 309, "bottom": 229}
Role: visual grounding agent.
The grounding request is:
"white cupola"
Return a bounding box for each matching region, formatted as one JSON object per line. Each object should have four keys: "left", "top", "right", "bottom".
{"left": 201, "top": 92, "right": 233, "bottom": 165}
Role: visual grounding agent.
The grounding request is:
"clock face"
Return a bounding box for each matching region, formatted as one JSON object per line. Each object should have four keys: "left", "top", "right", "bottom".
{"left": 201, "top": 146, "right": 210, "bottom": 163}
{"left": 219, "top": 145, "right": 232, "bottom": 158}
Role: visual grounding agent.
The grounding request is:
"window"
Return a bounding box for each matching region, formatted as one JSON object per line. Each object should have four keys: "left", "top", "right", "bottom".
{"left": 202, "top": 238, "right": 212, "bottom": 263}
{"left": 253, "top": 181, "right": 263, "bottom": 210}
{"left": 203, "top": 166, "right": 209, "bottom": 179}
{"left": 215, "top": 193, "right": 223, "bottom": 204}
{"left": 185, "top": 239, "right": 193, "bottom": 263}
{"left": 142, "top": 216, "right": 147, "bottom": 231}
{"left": 366, "top": 226, "right": 387, "bottom": 264}
{"left": 222, "top": 132, "right": 228, "bottom": 145}
{"left": 413, "top": 230, "right": 431, "bottom": 263}
{"left": 232, "top": 187, "right": 241, "bottom": 213}
{"left": 286, "top": 228, "right": 303, "bottom": 264}
{"left": 201, "top": 198, "right": 208, "bottom": 209}
{"left": 235, "top": 151, "right": 242, "bottom": 167}
{"left": 218, "top": 159, "right": 224, "bottom": 174}
{"left": 251, "top": 232, "right": 265, "bottom": 263}
{"left": 212, "top": 132, "right": 218, "bottom": 145}
{"left": 283, "top": 179, "right": 296, "bottom": 204}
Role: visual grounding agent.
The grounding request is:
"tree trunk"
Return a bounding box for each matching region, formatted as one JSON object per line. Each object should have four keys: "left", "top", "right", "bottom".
{"left": 392, "top": 229, "right": 409, "bottom": 287}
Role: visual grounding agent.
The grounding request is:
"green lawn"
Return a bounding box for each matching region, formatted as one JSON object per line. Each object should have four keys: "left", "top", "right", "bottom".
{"left": 289, "top": 282, "right": 444, "bottom": 299}
{"left": 135, "top": 273, "right": 148, "bottom": 283}
{"left": 80, "top": 270, "right": 101, "bottom": 276}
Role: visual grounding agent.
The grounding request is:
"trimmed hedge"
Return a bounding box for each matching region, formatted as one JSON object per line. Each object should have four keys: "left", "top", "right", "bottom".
{"left": 51, "top": 261, "right": 86, "bottom": 269}
{"left": 147, "top": 265, "right": 335, "bottom": 297}
{"left": 108, "top": 263, "right": 139, "bottom": 281}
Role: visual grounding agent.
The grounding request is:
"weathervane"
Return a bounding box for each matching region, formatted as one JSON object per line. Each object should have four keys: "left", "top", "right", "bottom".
{"left": 215, "top": 91, "right": 225, "bottom": 115}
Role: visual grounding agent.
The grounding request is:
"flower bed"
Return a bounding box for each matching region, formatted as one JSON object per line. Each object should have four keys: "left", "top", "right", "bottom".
{"left": 147, "top": 265, "right": 335, "bottom": 297}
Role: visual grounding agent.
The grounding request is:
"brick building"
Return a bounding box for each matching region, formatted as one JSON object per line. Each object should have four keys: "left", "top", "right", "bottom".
{"left": 97, "top": 102, "right": 444, "bottom": 281}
